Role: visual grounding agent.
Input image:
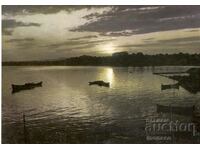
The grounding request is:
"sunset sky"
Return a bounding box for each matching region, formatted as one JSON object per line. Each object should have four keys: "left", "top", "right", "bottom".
{"left": 2, "top": 5, "right": 200, "bottom": 61}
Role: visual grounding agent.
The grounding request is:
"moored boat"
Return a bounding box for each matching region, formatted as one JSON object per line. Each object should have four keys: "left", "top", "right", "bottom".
{"left": 12, "top": 81, "right": 43, "bottom": 93}
{"left": 89, "top": 80, "right": 110, "bottom": 87}
{"left": 161, "top": 83, "right": 179, "bottom": 90}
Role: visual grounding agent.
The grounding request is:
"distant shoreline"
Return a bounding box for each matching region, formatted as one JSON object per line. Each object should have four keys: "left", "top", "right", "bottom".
{"left": 2, "top": 64, "right": 200, "bottom": 67}
{"left": 2, "top": 52, "right": 200, "bottom": 67}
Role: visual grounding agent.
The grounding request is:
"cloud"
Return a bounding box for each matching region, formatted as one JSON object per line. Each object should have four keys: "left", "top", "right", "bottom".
{"left": 143, "top": 38, "right": 155, "bottom": 41}
{"left": 55, "top": 43, "right": 99, "bottom": 53}
{"left": 185, "top": 29, "right": 200, "bottom": 32}
{"left": 68, "top": 35, "right": 98, "bottom": 41}
{"left": 43, "top": 39, "right": 115, "bottom": 49}
{"left": 99, "top": 30, "right": 136, "bottom": 36}
{"left": 143, "top": 38, "right": 155, "bottom": 43}
{"left": 2, "top": 19, "right": 41, "bottom": 28}
{"left": 158, "top": 36, "right": 200, "bottom": 44}
{"left": 2, "top": 19, "right": 41, "bottom": 36}
{"left": 2, "top": 5, "right": 108, "bottom": 15}
{"left": 2, "top": 6, "right": 200, "bottom": 61}
{"left": 2, "top": 29, "right": 13, "bottom": 35}
{"left": 4, "top": 38, "right": 39, "bottom": 50}
{"left": 71, "top": 6, "right": 200, "bottom": 36}
{"left": 6, "top": 38, "right": 35, "bottom": 43}
{"left": 118, "top": 36, "right": 200, "bottom": 48}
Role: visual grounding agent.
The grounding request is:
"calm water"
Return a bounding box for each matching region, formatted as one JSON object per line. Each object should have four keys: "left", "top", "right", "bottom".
{"left": 2, "top": 66, "right": 200, "bottom": 143}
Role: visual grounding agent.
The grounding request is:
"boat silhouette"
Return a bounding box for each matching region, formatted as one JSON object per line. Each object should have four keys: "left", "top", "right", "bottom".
{"left": 161, "top": 83, "right": 179, "bottom": 90}
{"left": 88, "top": 80, "right": 110, "bottom": 87}
{"left": 154, "top": 68, "right": 200, "bottom": 94}
{"left": 12, "top": 81, "right": 43, "bottom": 93}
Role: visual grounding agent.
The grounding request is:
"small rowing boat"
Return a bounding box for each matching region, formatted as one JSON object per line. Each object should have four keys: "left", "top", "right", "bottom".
{"left": 89, "top": 80, "right": 110, "bottom": 87}
{"left": 161, "top": 83, "right": 179, "bottom": 90}
{"left": 12, "top": 81, "right": 43, "bottom": 93}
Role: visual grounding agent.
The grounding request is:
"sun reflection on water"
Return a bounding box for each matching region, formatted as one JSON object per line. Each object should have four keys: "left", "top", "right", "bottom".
{"left": 105, "top": 68, "right": 114, "bottom": 86}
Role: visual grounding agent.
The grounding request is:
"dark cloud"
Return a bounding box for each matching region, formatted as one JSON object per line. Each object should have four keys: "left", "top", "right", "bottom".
{"left": 143, "top": 38, "right": 155, "bottom": 41}
{"left": 158, "top": 36, "right": 200, "bottom": 44}
{"left": 68, "top": 35, "right": 98, "bottom": 41}
{"left": 44, "top": 39, "right": 115, "bottom": 49}
{"left": 2, "top": 29, "right": 13, "bottom": 35}
{"left": 45, "top": 41, "right": 84, "bottom": 49}
{"left": 143, "top": 38, "right": 155, "bottom": 43}
{"left": 2, "top": 19, "right": 41, "bottom": 29}
{"left": 5, "top": 38, "right": 38, "bottom": 49}
{"left": 2, "top": 5, "right": 200, "bottom": 61}
{"left": 2, "top": 5, "right": 109, "bottom": 15}
{"left": 6, "top": 38, "right": 35, "bottom": 43}
{"left": 119, "top": 42, "right": 200, "bottom": 49}
{"left": 82, "top": 6, "right": 160, "bottom": 20}
{"left": 71, "top": 6, "right": 200, "bottom": 36}
{"left": 16, "top": 42, "right": 37, "bottom": 49}
{"left": 185, "top": 29, "right": 200, "bottom": 32}
{"left": 83, "top": 12, "right": 103, "bottom": 20}
{"left": 118, "top": 44, "right": 152, "bottom": 48}
{"left": 118, "top": 36, "right": 200, "bottom": 48}
{"left": 99, "top": 30, "right": 135, "bottom": 36}
{"left": 2, "top": 19, "right": 41, "bottom": 36}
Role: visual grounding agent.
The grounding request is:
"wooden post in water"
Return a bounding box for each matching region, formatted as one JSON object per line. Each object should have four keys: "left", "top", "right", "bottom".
{"left": 170, "top": 104, "right": 174, "bottom": 143}
{"left": 23, "top": 113, "right": 27, "bottom": 143}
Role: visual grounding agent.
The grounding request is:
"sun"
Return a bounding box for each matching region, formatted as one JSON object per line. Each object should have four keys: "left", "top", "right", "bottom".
{"left": 103, "top": 43, "right": 115, "bottom": 54}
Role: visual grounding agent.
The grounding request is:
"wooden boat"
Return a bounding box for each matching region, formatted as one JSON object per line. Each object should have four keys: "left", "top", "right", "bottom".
{"left": 12, "top": 81, "right": 43, "bottom": 93}
{"left": 161, "top": 83, "right": 179, "bottom": 90}
{"left": 154, "top": 68, "right": 200, "bottom": 94}
{"left": 156, "top": 104, "right": 195, "bottom": 116}
{"left": 89, "top": 80, "right": 110, "bottom": 87}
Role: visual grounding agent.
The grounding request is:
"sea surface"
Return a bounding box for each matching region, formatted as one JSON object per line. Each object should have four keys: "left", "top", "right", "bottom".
{"left": 2, "top": 66, "right": 200, "bottom": 143}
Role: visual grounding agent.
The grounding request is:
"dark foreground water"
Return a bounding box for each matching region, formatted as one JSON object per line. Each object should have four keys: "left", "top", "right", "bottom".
{"left": 2, "top": 66, "right": 200, "bottom": 143}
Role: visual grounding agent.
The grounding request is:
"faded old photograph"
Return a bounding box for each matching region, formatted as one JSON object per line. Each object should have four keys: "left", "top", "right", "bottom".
{"left": 2, "top": 5, "right": 200, "bottom": 144}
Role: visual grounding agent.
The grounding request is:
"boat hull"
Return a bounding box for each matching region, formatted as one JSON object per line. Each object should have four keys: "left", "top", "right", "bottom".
{"left": 89, "top": 81, "right": 110, "bottom": 87}
{"left": 161, "top": 84, "right": 179, "bottom": 90}
{"left": 12, "top": 81, "right": 42, "bottom": 93}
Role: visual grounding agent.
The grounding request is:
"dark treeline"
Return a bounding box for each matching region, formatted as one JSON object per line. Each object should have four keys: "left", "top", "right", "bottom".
{"left": 3, "top": 52, "right": 200, "bottom": 66}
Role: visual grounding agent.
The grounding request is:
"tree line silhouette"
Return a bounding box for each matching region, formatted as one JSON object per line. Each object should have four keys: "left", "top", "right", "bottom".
{"left": 3, "top": 52, "right": 200, "bottom": 66}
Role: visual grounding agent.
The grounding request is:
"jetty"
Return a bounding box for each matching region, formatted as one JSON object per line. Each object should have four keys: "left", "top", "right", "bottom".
{"left": 154, "top": 68, "right": 200, "bottom": 94}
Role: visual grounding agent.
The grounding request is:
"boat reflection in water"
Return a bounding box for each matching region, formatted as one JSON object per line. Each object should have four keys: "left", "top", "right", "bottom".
{"left": 94, "top": 68, "right": 114, "bottom": 87}
{"left": 2, "top": 66, "right": 200, "bottom": 144}
{"left": 156, "top": 104, "right": 195, "bottom": 116}
{"left": 154, "top": 68, "right": 200, "bottom": 94}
